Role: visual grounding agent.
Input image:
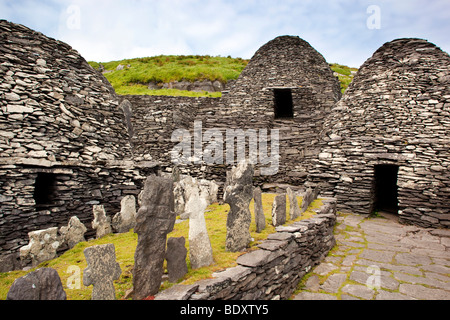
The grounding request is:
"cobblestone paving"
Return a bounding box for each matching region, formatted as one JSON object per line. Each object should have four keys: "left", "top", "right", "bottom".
{"left": 294, "top": 212, "right": 450, "bottom": 300}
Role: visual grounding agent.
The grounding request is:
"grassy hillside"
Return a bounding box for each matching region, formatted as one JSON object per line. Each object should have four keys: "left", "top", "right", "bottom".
{"left": 89, "top": 56, "right": 357, "bottom": 97}
{"left": 0, "top": 194, "right": 321, "bottom": 300}
{"left": 329, "top": 63, "right": 358, "bottom": 93}
{"left": 89, "top": 55, "right": 248, "bottom": 97}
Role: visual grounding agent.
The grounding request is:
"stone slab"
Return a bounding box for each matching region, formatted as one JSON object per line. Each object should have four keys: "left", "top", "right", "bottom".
{"left": 303, "top": 212, "right": 450, "bottom": 300}
{"left": 293, "top": 292, "right": 337, "bottom": 300}
{"left": 399, "top": 283, "right": 450, "bottom": 300}
{"left": 257, "top": 240, "right": 289, "bottom": 251}
{"left": 7, "top": 268, "right": 66, "bottom": 300}
{"left": 236, "top": 250, "right": 273, "bottom": 268}
{"left": 154, "top": 284, "right": 199, "bottom": 300}
{"left": 341, "top": 284, "right": 374, "bottom": 300}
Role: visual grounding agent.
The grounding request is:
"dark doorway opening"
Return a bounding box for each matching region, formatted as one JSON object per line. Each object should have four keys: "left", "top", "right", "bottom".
{"left": 274, "top": 89, "right": 294, "bottom": 119}
{"left": 34, "top": 172, "right": 57, "bottom": 208}
{"left": 374, "top": 165, "right": 399, "bottom": 214}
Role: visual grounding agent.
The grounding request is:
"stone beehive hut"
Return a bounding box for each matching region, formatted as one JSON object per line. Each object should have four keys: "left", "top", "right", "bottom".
{"left": 200, "top": 36, "right": 342, "bottom": 186}
{"left": 0, "top": 20, "right": 155, "bottom": 263}
{"left": 121, "top": 36, "right": 342, "bottom": 191}
{"left": 313, "top": 38, "right": 450, "bottom": 228}
{"left": 119, "top": 94, "right": 216, "bottom": 166}
{"left": 2, "top": 17, "right": 448, "bottom": 274}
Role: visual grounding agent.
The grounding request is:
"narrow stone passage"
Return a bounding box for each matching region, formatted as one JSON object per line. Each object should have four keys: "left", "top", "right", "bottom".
{"left": 294, "top": 212, "right": 450, "bottom": 300}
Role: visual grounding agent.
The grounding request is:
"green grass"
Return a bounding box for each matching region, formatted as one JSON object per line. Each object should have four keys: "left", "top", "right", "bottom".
{"left": 0, "top": 193, "right": 322, "bottom": 300}
{"left": 89, "top": 55, "right": 248, "bottom": 97}
{"left": 89, "top": 55, "right": 357, "bottom": 97}
{"left": 330, "top": 63, "right": 358, "bottom": 93}
{"left": 0, "top": 231, "right": 138, "bottom": 300}
{"left": 115, "top": 84, "right": 221, "bottom": 98}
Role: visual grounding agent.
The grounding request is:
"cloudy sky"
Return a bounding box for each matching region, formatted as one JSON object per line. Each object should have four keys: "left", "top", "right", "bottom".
{"left": 1, "top": 0, "right": 449, "bottom": 67}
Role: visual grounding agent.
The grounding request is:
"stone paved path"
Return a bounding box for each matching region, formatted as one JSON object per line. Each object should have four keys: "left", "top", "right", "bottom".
{"left": 293, "top": 212, "right": 450, "bottom": 300}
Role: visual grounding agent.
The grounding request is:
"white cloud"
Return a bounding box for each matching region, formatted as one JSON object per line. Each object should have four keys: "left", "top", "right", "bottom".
{"left": 1, "top": 0, "right": 449, "bottom": 67}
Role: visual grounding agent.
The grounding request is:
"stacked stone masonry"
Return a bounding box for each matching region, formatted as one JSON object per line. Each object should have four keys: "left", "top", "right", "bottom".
{"left": 155, "top": 198, "right": 337, "bottom": 300}
{"left": 0, "top": 20, "right": 157, "bottom": 263}
{"left": 311, "top": 38, "right": 450, "bottom": 228}
{"left": 122, "top": 37, "right": 450, "bottom": 229}
{"left": 120, "top": 36, "right": 342, "bottom": 193}
{"left": 1, "top": 19, "right": 450, "bottom": 273}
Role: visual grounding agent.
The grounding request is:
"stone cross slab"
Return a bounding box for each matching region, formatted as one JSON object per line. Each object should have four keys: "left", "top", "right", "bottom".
{"left": 83, "top": 243, "right": 122, "bottom": 300}
{"left": 224, "top": 160, "right": 254, "bottom": 252}
{"left": 19, "top": 227, "right": 60, "bottom": 267}
{"left": 287, "top": 187, "right": 301, "bottom": 220}
{"left": 272, "top": 194, "right": 287, "bottom": 227}
{"left": 166, "top": 237, "right": 188, "bottom": 283}
{"left": 253, "top": 187, "right": 266, "bottom": 233}
{"left": 92, "top": 205, "right": 112, "bottom": 239}
{"left": 133, "top": 175, "right": 176, "bottom": 300}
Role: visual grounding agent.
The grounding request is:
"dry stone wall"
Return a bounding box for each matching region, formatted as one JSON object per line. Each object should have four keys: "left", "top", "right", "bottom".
{"left": 202, "top": 36, "right": 341, "bottom": 187}
{"left": 2, "top": 18, "right": 449, "bottom": 275}
{"left": 0, "top": 20, "right": 132, "bottom": 164}
{"left": 117, "top": 95, "right": 234, "bottom": 197}
{"left": 0, "top": 163, "right": 155, "bottom": 260}
{"left": 123, "top": 36, "right": 342, "bottom": 194}
{"left": 311, "top": 38, "right": 450, "bottom": 228}
{"left": 118, "top": 95, "right": 213, "bottom": 164}
{"left": 123, "top": 36, "right": 450, "bottom": 230}
{"left": 0, "top": 20, "right": 157, "bottom": 266}
{"left": 148, "top": 79, "right": 226, "bottom": 92}
{"left": 155, "top": 198, "right": 337, "bottom": 300}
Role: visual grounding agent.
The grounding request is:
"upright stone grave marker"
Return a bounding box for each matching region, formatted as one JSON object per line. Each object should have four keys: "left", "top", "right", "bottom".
{"left": 166, "top": 237, "right": 188, "bottom": 283}
{"left": 59, "top": 216, "right": 87, "bottom": 249}
{"left": 224, "top": 160, "right": 254, "bottom": 252}
{"left": 187, "top": 179, "right": 214, "bottom": 269}
{"left": 92, "top": 205, "right": 112, "bottom": 238}
{"left": 287, "top": 187, "right": 301, "bottom": 220}
{"left": 301, "top": 188, "right": 314, "bottom": 214}
{"left": 175, "top": 175, "right": 219, "bottom": 220}
{"left": 83, "top": 243, "right": 122, "bottom": 300}
{"left": 19, "top": 227, "right": 60, "bottom": 267}
{"left": 7, "top": 268, "right": 66, "bottom": 300}
{"left": 112, "top": 195, "right": 137, "bottom": 233}
{"left": 133, "top": 175, "right": 176, "bottom": 300}
{"left": 272, "top": 194, "right": 287, "bottom": 227}
{"left": 253, "top": 187, "right": 266, "bottom": 233}
{"left": 312, "top": 184, "right": 321, "bottom": 201}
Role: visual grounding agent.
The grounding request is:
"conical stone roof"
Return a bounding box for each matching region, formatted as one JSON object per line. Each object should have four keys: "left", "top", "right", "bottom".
{"left": 315, "top": 38, "right": 450, "bottom": 227}
{"left": 225, "top": 35, "right": 341, "bottom": 107}
{"left": 0, "top": 20, "right": 132, "bottom": 167}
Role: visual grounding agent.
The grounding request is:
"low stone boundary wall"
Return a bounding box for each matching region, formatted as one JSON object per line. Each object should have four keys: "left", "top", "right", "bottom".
{"left": 155, "top": 197, "right": 337, "bottom": 300}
